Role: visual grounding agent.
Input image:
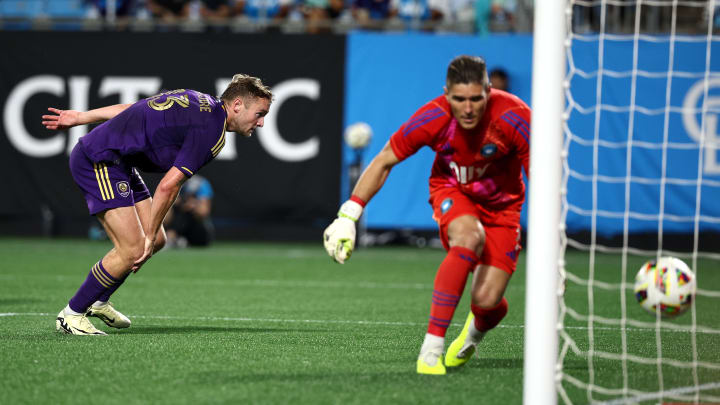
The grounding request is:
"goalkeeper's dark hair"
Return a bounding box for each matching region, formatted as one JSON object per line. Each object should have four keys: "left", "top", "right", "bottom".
{"left": 446, "top": 55, "right": 489, "bottom": 89}
{"left": 220, "top": 74, "right": 273, "bottom": 104}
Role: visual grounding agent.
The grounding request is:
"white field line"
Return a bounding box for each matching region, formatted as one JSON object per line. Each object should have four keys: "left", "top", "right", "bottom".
{"left": 596, "top": 381, "right": 720, "bottom": 405}
{"left": 0, "top": 312, "right": 437, "bottom": 327}
{"left": 0, "top": 312, "right": 718, "bottom": 335}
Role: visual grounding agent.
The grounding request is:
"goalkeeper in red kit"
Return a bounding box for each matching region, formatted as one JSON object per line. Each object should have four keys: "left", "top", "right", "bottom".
{"left": 324, "top": 55, "right": 530, "bottom": 375}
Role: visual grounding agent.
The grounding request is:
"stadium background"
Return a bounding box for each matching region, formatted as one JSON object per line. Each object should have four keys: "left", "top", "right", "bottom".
{"left": 1, "top": 3, "right": 719, "bottom": 404}
{"left": 0, "top": 30, "right": 717, "bottom": 244}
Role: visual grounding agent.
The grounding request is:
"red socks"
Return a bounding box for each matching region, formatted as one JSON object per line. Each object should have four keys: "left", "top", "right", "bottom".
{"left": 427, "top": 246, "right": 479, "bottom": 337}
{"left": 471, "top": 297, "right": 508, "bottom": 332}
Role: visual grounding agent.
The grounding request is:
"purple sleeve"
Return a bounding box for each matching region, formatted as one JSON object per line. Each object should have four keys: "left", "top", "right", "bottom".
{"left": 173, "top": 120, "right": 227, "bottom": 177}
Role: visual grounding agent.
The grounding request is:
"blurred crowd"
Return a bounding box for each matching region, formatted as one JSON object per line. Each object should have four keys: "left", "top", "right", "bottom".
{"left": 0, "top": 0, "right": 711, "bottom": 34}
{"left": 572, "top": 1, "right": 713, "bottom": 34}
{"left": 0, "top": 0, "right": 532, "bottom": 34}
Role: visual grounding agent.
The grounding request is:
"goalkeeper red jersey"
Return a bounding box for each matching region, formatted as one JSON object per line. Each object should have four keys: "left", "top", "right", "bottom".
{"left": 389, "top": 89, "right": 530, "bottom": 212}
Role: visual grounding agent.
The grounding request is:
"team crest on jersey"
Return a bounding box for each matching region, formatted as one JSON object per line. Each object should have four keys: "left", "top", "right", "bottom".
{"left": 441, "top": 198, "right": 453, "bottom": 215}
{"left": 116, "top": 181, "right": 130, "bottom": 198}
{"left": 481, "top": 143, "right": 498, "bottom": 157}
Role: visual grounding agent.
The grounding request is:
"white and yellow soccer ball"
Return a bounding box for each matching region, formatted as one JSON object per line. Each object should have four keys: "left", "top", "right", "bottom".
{"left": 344, "top": 122, "right": 372, "bottom": 149}
{"left": 634, "top": 256, "right": 696, "bottom": 318}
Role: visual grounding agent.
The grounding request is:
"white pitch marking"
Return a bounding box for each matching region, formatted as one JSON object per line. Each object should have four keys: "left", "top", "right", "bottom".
{"left": 1, "top": 312, "right": 719, "bottom": 335}
{"left": 596, "top": 381, "right": 720, "bottom": 405}
{"left": 0, "top": 312, "right": 435, "bottom": 327}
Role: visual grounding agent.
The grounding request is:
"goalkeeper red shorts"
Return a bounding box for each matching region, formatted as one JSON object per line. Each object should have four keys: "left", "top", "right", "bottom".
{"left": 430, "top": 187, "right": 522, "bottom": 274}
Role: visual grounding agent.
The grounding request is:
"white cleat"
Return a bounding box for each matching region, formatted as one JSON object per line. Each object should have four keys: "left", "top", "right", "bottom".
{"left": 56, "top": 310, "right": 107, "bottom": 336}
{"left": 87, "top": 302, "right": 131, "bottom": 329}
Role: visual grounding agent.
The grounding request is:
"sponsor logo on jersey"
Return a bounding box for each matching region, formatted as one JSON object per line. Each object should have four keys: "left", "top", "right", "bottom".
{"left": 449, "top": 161, "right": 490, "bottom": 184}
{"left": 116, "top": 181, "right": 130, "bottom": 198}
{"left": 481, "top": 143, "right": 497, "bottom": 157}
{"left": 441, "top": 198, "right": 453, "bottom": 214}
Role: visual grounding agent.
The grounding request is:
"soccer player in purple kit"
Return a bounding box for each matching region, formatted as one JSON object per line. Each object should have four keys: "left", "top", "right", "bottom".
{"left": 42, "top": 74, "right": 272, "bottom": 335}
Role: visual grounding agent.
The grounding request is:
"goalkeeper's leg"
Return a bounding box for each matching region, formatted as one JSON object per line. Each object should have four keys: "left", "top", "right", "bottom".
{"left": 445, "top": 266, "right": 512, "bottom": 367}
{"left": 417, "top": 245, "right": 479, "bottom": 375}
{"left": 417, "top": 207, "right": 486, "bottom": 375}
{"left": 445, "top": 221, "right": 519, "bottom": 367}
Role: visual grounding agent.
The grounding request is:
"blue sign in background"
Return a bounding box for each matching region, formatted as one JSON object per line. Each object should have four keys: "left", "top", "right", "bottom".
{"left": 344, "top": 32, "right": 720, "bottom": 236}
{"left": 565, "top": 36, "right": 720, "bottom": 235}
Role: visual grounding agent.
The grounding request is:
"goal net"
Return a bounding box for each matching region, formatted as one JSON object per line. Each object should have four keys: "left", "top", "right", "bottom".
{"left": 556, "top": 1, "right": 720, "bottom": 404}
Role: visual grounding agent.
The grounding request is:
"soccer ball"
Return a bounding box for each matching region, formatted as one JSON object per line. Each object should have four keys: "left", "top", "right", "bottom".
{"left": 633, "top": 257, "right": 696, "bottom": 318}
{"left": 344, "top": 122, "right": 372, "bottom": 149}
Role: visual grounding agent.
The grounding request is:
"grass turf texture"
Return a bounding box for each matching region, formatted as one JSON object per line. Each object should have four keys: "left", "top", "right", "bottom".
{"left": 0, "top": 238, "right": 718, "bottom": 404}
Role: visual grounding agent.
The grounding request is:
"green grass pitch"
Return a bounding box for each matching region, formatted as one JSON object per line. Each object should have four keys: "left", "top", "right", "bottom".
{"left": 0, "top": 238, "right": 718, "bottom": 404}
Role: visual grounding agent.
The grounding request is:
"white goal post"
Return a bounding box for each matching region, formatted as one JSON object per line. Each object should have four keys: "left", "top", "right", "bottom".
{"left": 523, "top": 1, "right": 566, "bottom": 404}
{"left": 525, "top": 1, "right": 720, "bottom": 404}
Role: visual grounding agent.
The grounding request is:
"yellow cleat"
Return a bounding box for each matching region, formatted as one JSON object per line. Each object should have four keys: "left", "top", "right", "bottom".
{"left": 445, "top": 312, "right": 483, "bottom": 368}
{"left": 87, "top": 302, "right": 131, "bottom": 328}
{"left": 417, "top": 349, "right": 446, "bottom": 375}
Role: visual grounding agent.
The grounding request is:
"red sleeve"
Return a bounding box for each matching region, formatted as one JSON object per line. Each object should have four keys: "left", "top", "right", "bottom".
{"left": 389, "top": 100, "right": 450, "bottom": 161}
{"left": 496, "top": 105, "right": 531, "bottom": 179}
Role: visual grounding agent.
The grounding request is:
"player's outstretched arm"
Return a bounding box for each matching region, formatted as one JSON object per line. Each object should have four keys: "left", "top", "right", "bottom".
{"left": 324, "top": 142, "right": 400, "bottom": 264}
{"left": 132, "top": 167, "right": 187, "bottom": 272}
{"left": 42, "top": 103, "right": 133, "bottom": 130}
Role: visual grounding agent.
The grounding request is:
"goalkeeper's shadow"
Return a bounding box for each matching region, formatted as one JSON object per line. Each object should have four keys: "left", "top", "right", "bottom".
{"left": 464, "top": 357, "right": 524, "bottom": 370}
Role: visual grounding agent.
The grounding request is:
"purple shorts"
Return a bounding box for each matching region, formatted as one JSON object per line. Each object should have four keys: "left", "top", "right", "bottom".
{"left": 69, "top": 144, "right": 151, "bottom": 215}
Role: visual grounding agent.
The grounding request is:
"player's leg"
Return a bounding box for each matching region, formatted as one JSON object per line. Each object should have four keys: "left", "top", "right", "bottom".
{"left": 132, "top": 197, "right": 167, "bottom": 253}
{"left": 57, "top": 148, "right": 141, "bottom": 335}
{"left": 417, "top": 190, "right": 484, "bottom": 375}
{"left": 81, "top": 205, "right": 148, "bottom": 329}
{"left": 95, "top": 168, "right": 165, "bottom": 304}
{"left": 58, "top": 206, "right": 145, "bottom": 334}
{"left": 445, "top": 222, "right": 520, "bottom": 367}
{"left": 88, "top": 170, "right": 165, "bottom": 328}
{"left": 128, "top": 167, "right": 167, "bottom": 253}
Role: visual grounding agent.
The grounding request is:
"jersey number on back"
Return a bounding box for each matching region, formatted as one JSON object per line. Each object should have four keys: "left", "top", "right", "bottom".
{"left": 147, "top": 89, "right": 190, "bottom": 111}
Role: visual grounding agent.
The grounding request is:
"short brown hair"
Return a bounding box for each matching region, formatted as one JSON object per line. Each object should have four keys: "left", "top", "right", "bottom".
{"left": 220, "top": 74, "right": 273, "bottom": 104}
{"left": 446, "top": 55, "right": 489, "bottom": 89}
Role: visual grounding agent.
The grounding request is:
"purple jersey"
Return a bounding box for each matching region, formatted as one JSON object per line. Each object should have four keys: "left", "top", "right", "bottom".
{"left": 78, "top": 89, "right": 227, "bottom": 177}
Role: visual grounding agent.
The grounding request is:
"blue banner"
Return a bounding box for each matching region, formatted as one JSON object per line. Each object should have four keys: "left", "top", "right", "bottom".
{"left": 565, "top": 35, "right": 720, "bottom": 235}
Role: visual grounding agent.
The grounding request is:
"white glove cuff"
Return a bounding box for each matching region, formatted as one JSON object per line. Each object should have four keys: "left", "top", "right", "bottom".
{"left": 338, "top": 200, "right": 363, "bottom": 222}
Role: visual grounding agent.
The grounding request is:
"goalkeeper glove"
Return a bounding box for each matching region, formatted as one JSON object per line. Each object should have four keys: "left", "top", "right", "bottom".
{"left": 323, "top": 199, "right": 364, "bottom": 264}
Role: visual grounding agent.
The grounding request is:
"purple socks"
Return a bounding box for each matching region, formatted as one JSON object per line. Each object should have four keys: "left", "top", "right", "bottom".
{"left": 68, "top": 261, "right": 119, "bottom": 313}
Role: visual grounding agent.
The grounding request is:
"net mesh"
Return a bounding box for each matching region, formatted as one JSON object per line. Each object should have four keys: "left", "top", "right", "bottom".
{"left": 558, "top": 1, "right": 720, "bottom": 403}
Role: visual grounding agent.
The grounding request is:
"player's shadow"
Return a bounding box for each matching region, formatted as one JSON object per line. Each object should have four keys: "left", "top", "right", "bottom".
{"left": 119, "top": 325, "right": 326, "bottom": 334}
{"left": 467, "top": 357, "right": 524, "bottom": 369}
